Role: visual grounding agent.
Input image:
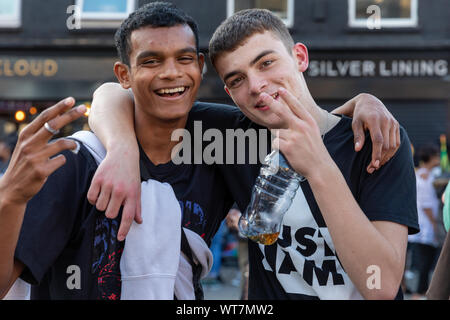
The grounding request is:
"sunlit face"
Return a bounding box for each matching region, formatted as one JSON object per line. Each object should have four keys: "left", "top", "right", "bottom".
{"left": 122, "top": 25, "right": 204, "bottom": 122}
{"left": 214, "top": 31, "right": 308, "bottom": 129}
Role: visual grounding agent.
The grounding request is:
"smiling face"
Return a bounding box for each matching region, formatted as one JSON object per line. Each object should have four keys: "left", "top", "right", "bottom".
{"left": 115, "top": 24, "right": 204, "bottom": 122}
{"left": 214, "top": 31, "right": 309, "bottom": 129}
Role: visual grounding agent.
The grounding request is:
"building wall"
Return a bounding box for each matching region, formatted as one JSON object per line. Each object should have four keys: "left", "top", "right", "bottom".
{"left": 0, "top": 0, "right": 448, "bottom": 147}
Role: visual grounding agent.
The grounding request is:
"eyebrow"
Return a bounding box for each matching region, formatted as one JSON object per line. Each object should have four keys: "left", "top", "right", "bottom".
{"left": 250, "top": 50, "right": 275, "bottom": 66}
{"left": 135, "top": 47, "right": 197, "bottom": 62}
{"left": 223, "top": 50, "right": 276, "bottom": 83}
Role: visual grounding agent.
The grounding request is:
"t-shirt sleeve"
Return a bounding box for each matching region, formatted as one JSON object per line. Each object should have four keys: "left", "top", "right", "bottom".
{"left": 357, "top": 127, "right": 419, "bottom": 235}
{"left": 14, "top": 147, "right": 95, "bottom": 285}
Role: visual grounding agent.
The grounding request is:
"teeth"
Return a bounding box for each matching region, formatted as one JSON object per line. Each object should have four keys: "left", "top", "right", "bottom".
{"left": 272, "top": 93, "right": 279, "bottom": 99}
{"left": 157, "top": 87, "right": 186, "bottom": 94}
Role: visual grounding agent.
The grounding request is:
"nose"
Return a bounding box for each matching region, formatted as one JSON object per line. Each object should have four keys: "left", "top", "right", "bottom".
{"left": 248, "top": 72, "right": 268, "bottom": 96}
{"left": 158, "top": 59, "right": 182, "bottom": 80}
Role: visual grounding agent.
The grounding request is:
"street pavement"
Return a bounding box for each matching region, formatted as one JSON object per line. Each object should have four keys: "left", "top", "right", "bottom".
{"left": 203, "top": 266, "right": 242, "bottom": 300}
{"left": 202, "top": 266, "right": 417, "bottom": 300}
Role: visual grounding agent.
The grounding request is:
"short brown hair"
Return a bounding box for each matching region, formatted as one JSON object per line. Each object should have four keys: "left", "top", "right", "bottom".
{"left": 209, "top": 9, "right": 294, "bottom": 67}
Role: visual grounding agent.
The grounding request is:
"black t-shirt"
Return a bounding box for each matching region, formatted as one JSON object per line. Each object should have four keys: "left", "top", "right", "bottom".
{"left": 14, "top": 101, "right": 254, "bottom": 299}
{"left": 245, "top": 116, "right": 419, "bottom": 300}
{"left": 138, "top": 101, "right": 258, "bottom": 246}
{"left": 15, "top": 145, "right": 113, "bottom": 299}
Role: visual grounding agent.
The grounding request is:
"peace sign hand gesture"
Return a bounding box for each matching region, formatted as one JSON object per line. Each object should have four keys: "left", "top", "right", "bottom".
{"left": 0, "top": 98, "right": 86, "bottom": 206}
{"left": 263, "top": 87, "right": 335, "bottom": 181}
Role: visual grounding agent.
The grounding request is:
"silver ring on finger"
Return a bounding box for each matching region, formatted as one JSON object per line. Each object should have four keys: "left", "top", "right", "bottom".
{"left": 44, "top": 122, "right": 60, "bottom": 135}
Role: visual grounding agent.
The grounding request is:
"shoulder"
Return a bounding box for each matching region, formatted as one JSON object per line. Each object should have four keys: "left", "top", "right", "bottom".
{"left": 38, "top": 141, "right": 98, "bottom": 190}
{"left": 189, "top": 101, "right": 256, "bottom": 130}
{"left": 356, "top": 125, "right": 419, "bottom": 233}
{"left": 388, "top": 126, "right": 414, "bottom": 164}
{"left": 192, "top": 101, "right": 242, "bottom": 114}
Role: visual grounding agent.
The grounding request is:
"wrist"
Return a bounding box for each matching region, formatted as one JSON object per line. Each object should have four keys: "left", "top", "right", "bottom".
{"left": 106, "top": 140, "right": 139, "bottom": 159}
{"left": 0, "top": 191, "right": 27, "bottom": 211}
{"left": 306, "top": 159, "right": 341, "bottom": 189}
{"left": 0, "top": 176, "right": 31, "bottom": 207}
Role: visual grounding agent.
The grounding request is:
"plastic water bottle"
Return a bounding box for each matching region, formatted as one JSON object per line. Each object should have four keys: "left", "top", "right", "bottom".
{"left": 238, "top": 150, "right": 304, "bottom": 245}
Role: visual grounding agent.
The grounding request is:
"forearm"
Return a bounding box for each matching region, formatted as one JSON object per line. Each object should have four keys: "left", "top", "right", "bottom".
{"left": 332, "top": 93, "right": 381, "bottom": 117}
{"left": 90, "top": 83, "right": 138, "bottom": 153}
{"left": 0, "top": 196, "right": 26, "bottom": 292}
{"left": 331, "top": 94, "right": 360, "bottom": 116}
{"left": 308, "top": 164, "right": 405, "bottom": 299}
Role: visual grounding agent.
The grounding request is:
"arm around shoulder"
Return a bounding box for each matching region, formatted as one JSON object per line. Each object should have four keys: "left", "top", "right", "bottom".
{"left": 90, "top": 82, "right": 136, "bottom": 151}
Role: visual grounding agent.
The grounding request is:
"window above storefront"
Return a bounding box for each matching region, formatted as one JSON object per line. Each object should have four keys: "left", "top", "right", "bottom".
{"left": 227, "top": 0, "right": 294, "bottom": 28}
{"left": 75, "top": 0, "right": 136, "bottom": 28}
{"left": 348, "top": 0, "right": 418, "bottom": 28}
{"left": 0, "top": 0, "right": 21, "bottom": 28}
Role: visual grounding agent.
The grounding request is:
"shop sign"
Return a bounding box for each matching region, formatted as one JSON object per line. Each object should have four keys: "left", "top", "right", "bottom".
{"left": 308, "top": 59, "right": 448, "bottom": 78}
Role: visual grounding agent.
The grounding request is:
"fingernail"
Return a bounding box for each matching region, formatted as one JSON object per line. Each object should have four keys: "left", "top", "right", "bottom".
{"left": 65, "top": 97, "right": 74, "bottom": 105}
{"left": 71, "top": 141, "right": 80, "bottom": 154}
{"left": 77, "top": 104, "right": 87, "bottom": 113}
{"left": 375, "top": 160, "right": 380, "bottom": 168}
{"left": 355, "top": 142, "right": 360, "bottom": 150}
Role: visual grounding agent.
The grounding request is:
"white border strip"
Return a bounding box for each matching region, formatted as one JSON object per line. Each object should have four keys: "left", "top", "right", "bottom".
{"left": 348, "top": 0, "right": 418, "bottom": 28}
{"left": 227, "top": 0, "right": 294, "bottom": 28}
{"left": 0, "top": 0, "right": 22, "bottom": 28}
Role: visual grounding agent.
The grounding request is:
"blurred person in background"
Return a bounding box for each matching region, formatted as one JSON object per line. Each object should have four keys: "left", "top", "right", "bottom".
{"left": 426, "top": 181, "right": 450, "bottom": 300}
{"left": 203, "top": 220, "right": 227, "bottom": 287}
{"left": 408, "top": 143, "right": 442, "bottom": 299}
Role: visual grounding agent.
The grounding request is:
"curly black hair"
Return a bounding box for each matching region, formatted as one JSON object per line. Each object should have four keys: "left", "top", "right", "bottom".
{"left": 114, "top": 1, "right": 199, "bottom": 66}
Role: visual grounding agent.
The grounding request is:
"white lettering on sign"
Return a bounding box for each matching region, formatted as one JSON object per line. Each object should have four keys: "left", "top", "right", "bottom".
{"left": 308, "top": 60, "right": 448, "bottom": 78}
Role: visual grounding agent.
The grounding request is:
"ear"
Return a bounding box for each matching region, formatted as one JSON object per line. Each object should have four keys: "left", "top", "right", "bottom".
{"left": 198, "top": 52, "right": 205, "bottom": 70}
{"left": 292, "top": 43, "right": 309, "bottom": 73}
{"left": 197, "top": 52, "right": 206, "bottom": 79}
{"left": 113, "top": 61, "right": 132, "bottom": 89}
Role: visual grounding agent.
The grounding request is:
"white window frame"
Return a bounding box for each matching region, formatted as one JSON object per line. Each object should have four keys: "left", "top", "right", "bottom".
{"left": 348, "top": 0, "right": 418, "bottom": 28}
{"left": 75, "top": 0, "right": 136, "bottom": 28}
{"left": 0, "top": 0, "right": 22, "bottom": 28}
{"left": 227, "top": 0, "right": 294, "bottom": 28}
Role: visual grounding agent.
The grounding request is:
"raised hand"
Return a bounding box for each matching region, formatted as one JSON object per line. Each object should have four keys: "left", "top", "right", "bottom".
{"left": 0, "top": 98, "right": 86, "bottom": 205}
{"left": 262, "top": 87, "right": 333, "bottom": 180}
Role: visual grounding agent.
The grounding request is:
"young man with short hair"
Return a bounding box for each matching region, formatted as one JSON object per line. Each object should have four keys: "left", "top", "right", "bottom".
{"left": 207, "top": 8, "right": 418, "bottom": 299}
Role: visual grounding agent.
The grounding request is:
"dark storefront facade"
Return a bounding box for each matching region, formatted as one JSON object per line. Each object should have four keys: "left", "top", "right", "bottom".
{"left": 0, "top": 0, "right": 448, "bottom": 149}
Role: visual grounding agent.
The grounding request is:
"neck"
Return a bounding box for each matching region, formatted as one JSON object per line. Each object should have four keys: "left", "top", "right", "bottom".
{"left": 134, "top": 107, "right": 188, "bottom": 165}
{"left": 300, "top": 91, "right": 339, "bottom": 137}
